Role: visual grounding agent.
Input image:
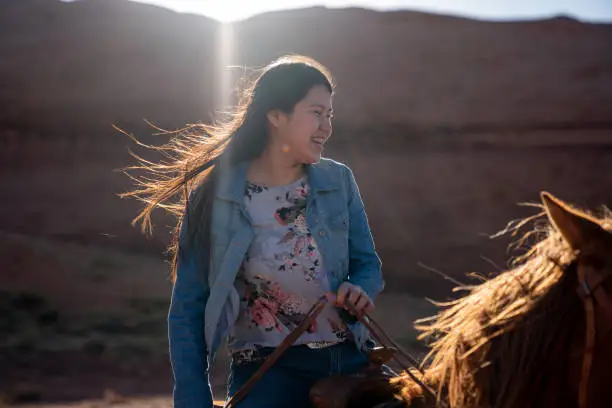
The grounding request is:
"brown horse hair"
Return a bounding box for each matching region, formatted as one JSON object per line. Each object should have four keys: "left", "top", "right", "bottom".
{"left": 394, "top": 203, "right": 612, "bottom": 408}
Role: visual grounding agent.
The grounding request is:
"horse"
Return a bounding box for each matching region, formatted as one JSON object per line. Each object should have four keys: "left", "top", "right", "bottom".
{"left": 378, "top": 191, "right": 612, "bottom": 408}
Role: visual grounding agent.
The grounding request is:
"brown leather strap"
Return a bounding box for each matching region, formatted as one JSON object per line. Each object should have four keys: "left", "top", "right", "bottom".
{"left": 225, "top": 294, "right": 448, "bottom": 408}
{"left": 344, "top": 304, "right": 447, "bottom": 408}
{"left": 577, "top": 268, "right": 612, "bottom": 299}
{"left": 224, "top": 296, "right": 328, "bottom": 408}
{"left": 578, "top": 267, "right": 612, "bottom": 330}
{"left": 589, "top": 269, "right": 612, "bottom": 330}
{"left": 576, "top": 264, "right": 612, "bottom": 408}
{"left": 593, "top": 285, "right": 612, "bottom": 331}
{"left": 577, "top": 266, "right": 597, "bottom": 408}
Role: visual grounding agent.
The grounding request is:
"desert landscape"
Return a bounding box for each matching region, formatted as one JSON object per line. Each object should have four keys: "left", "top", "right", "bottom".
{"left": 1, "top": 0, "right": 611, "bottom": 406}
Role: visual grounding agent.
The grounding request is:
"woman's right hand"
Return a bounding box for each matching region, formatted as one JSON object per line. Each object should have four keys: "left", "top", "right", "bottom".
{"left": 327, "top": 282, "right": 374, "bottom": 317}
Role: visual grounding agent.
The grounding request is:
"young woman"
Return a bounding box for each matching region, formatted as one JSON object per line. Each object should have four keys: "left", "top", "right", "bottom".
{"left": 125, "top": 55, "right": 384, "bottom": 407}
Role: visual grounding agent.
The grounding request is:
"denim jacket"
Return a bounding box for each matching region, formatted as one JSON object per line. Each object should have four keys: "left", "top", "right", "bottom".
{"left": 168, "top": 157, "right": 384, "bottom": 408}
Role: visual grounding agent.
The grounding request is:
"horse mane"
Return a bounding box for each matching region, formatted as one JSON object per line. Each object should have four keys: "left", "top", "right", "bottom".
{"left": 395, "top": 203, "right": 612, "bottom": 408}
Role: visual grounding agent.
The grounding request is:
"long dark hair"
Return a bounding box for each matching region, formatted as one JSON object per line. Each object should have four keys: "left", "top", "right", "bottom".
{"left": 121, "top": 54, "right": 334, "bottom": 282}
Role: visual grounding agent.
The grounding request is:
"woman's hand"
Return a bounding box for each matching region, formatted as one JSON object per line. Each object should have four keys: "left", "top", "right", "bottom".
{"left": 328, "top": 282, "right": 374, "bottom": 317}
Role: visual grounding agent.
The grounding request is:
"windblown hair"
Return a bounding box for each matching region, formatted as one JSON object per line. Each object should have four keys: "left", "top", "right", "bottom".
{"left": 119, "top": 55, "right": 334, "bottom": 282}
{"left": 394, "top": 204, "right": 612, "bottom": 408}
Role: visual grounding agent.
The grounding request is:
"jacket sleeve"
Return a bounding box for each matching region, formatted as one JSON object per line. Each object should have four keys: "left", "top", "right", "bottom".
{"left": 343, "top": 165, "right": 385, "bottom": 300}
{"left": 168, "top": 210, "right": 213, "bottom": 408}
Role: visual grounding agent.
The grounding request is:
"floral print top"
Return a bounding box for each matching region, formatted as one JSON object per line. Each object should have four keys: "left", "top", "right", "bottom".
{"left": 227, "top": 175, "right": 349, "bottom": 360}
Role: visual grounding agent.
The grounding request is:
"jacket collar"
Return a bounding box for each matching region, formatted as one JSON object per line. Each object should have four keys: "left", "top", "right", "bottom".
{"left": 215, "top": 159, "right": 340, "bottom": 204}
{"left": 306, "top": 160, "right": 340, "bottom": 193}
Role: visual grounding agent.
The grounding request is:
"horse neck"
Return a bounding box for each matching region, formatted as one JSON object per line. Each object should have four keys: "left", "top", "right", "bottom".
{"left": 476, "top": 302, "right": 583, "bottom": 407}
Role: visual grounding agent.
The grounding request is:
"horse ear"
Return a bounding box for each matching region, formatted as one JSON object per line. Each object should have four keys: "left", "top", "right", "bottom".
{"left": 541, "top": 191, "right": 605, "bottom": 252}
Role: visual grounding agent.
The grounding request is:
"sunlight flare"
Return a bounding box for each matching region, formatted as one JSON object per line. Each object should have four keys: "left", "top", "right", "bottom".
{"left": 216, "top": 22, "right": 235, "bottom": 116}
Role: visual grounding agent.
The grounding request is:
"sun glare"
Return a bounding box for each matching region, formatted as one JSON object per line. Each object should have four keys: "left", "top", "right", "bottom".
{"left": 199, "top": 3, "right": 239, "bottom": 22}
{"left": 217, "top": 22, "right": 234, "bottom": 111}
{"left": 191, "top": 1, "right": 291, "bottom": 22}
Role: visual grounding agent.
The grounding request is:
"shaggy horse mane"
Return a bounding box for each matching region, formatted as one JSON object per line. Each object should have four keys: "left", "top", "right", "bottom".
{"left": 393, "top": 203, "right": 612, "bottom": 408}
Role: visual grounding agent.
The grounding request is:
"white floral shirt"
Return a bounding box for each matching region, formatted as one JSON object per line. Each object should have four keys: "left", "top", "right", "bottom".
{"left": 228, "top": 176, "right": 349, "bottom": 361}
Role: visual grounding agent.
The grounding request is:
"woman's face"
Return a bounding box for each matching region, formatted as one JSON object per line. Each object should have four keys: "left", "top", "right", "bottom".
{"left": 270, "top": 84, "right": 334, "bottom": 164}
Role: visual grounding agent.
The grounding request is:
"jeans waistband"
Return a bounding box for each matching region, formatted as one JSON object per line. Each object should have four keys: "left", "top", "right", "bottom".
{"left": 231, "top": 340, "right": 356, "bottom": 365}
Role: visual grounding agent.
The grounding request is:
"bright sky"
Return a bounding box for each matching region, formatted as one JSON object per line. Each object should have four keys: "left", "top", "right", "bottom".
{"left": 118, "top": 0, "right": 612, "bottom": 23}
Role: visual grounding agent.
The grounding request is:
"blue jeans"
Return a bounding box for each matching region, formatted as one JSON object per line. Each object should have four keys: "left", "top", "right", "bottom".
{"left": 226, "top": 341, "right": 368, "bottom": 408}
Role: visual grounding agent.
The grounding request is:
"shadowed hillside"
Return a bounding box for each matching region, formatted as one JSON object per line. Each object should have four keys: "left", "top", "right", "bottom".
{"left": 1, "top": 0, "right": 611, "bottom": 292}
{"left": 1, "top": 0, "right": 611, "bottom": 403}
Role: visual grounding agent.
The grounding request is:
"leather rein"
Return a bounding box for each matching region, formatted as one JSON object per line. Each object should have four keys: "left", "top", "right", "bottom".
{"left": 224, "top": 295, "right": 447, "bottom": 408}
{"left": 575, "top": 260, "right": 612, "bottom": 408}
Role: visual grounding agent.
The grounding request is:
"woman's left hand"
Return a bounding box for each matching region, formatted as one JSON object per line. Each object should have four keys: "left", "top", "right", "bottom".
{"left": 328, "top": 282, "right": 374, "bottom": 316}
